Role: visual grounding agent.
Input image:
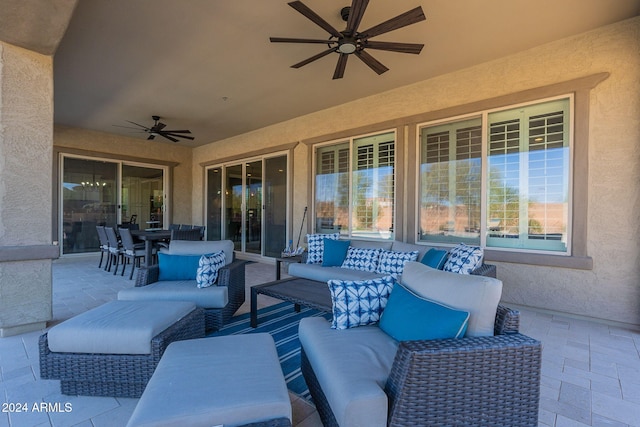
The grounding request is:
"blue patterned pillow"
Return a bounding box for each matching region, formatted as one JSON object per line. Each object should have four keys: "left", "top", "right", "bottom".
{"left": 328, "top": 276, "right": 395, "bottom": 330}
{"left": 196, "top": 251, "right": 226, "bottom": 288}
{"left": 376, "top": 250, "right": 419, "bottom": 276}
{"left": 341, "top": 247, "right": 382, "bottom": 272}
{"left": 443, "top": 243, "right": 484, "bottom": 274}
{"left": 306, "top": 233, "right": 340, "bottom": 264}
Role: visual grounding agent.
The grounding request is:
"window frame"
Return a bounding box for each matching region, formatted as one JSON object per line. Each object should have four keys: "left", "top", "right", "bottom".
{"left": 311, "top": 129, "right": 398, "bottom": 241}
{"left": 416, "top": 95, "right": 574, "bottom": 255}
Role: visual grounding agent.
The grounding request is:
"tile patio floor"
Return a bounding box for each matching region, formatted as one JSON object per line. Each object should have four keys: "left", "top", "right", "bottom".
{"left": 0, "top": 254, "right": 638, "bottom": 427}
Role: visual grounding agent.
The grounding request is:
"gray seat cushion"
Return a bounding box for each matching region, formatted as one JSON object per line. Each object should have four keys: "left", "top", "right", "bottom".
{"left": 288, "top": 263, "right": 385, "bottom": 282}
{"left": 118, "top": 280, "right": 228, "bottom": 309}
{"left": 298, "top": 317, "right": 398, "bottom": 427}
{"left": 47, "top": 300, "right": 196, "bottom": 355}
{"left": 126, "top": 333, "right": 291, "bottom": 427}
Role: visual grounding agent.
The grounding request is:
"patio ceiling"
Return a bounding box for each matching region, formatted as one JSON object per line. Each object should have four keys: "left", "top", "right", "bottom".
{"left": 2, "top": 0, "right": 639, "bottom": 147}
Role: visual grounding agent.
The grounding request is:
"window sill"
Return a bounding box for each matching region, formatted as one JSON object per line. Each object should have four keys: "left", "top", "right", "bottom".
{"left": 484, "top": 250, "right": 593, "bottom": 270}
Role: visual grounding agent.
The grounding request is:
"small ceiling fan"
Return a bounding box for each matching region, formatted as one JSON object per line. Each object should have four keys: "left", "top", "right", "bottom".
{"left": 270, "top": 0, "right": 426, "bottom": 79}
{"left": 115, "top": 116, "right": 194, "bottom": 142}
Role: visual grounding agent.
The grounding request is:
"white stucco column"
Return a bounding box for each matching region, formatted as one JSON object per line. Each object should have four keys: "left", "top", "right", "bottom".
{"left": 0, "top": 41, "right": 58, "bottom": 337}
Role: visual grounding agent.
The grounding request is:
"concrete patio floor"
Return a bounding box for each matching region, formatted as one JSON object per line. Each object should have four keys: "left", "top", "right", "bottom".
{"left": 0, "top": 254, "right": 638, "bottom": 427}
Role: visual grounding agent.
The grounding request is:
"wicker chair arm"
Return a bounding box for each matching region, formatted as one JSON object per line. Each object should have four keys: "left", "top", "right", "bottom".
{"left": 385, "top": 333, "right": 541, "bottom": 427}
{"left": 135, "top": 265, "right": 160, "bottom": 287}
{"left": 495, "top": 304, "right": 520, "bottom": 335}
{"left": 217, "top": 259, "right": 246, "bottom": 287}
{"left": 471, "top": 262, "right": 497, "bottom": 277}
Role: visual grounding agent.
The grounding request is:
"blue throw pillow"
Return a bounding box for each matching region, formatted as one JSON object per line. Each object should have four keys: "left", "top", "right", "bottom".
{"left": 328, "top": 276, "right": 395, "bottom": 330}
{"left": 420, "top": 248, "right": 449, "bottom": 270}
{"left": 158, "top": 253, "right": 201, "bottom": 281}
{"left": 322, "top": 239, "right": 351, "bottom": 267}
{"left": 379, "top": 283, "right": 469, "bottom": 341}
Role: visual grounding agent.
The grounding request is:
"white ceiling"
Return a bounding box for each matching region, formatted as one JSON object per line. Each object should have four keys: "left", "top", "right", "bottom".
{"left": 3, "top": 0, "right": 639, "bottom": 146}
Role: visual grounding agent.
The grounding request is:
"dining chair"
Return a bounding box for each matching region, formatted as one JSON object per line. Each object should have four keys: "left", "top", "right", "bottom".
{"left": 95, "top": 225, "right": 110, "bottom": 269}
{"left": 170, "top": 228, "right": 201, "bottom": 241}
{"left": 104, "top": 226, "right": 123, "bottom": 275}
{"left": 118, "top": 227, "right": 152, "bottom": 280}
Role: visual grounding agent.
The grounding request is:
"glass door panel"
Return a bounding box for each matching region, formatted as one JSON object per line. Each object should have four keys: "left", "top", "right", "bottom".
{"left": 121, "top": 165, "right": 165, "bottom": 228}
{"left": 62, "top": 158, "right": 117, "bottom": 254}
{"left": 226, "top": 164, "right": 243, "bottom": 251}
{"left": 264, "top": 156, "right": 287, "bottom": 257}
{"left": 245, "top": 161, "right": 262, "bottom": 255}
{"left": 206, "top": 167, "right": 223, "bottom": 240}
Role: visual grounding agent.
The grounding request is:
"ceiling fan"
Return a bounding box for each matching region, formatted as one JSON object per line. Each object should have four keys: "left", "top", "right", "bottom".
{"left": 116, "top": 116, "right": 194, "bottom": 142}
{"left": 270, "top": 0, "right": 426, "bottom": 79}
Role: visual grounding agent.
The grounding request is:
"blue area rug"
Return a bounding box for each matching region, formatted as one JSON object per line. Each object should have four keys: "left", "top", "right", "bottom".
{"left": 209, "top": 302, "right": 331, "bottom": 401}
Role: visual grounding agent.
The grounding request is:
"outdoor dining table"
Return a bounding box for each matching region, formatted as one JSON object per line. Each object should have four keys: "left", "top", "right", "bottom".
{"left": 130, "top": 229, "right": 171, "bottom": 267}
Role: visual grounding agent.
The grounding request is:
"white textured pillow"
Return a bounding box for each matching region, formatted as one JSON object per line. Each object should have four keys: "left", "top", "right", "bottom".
{"left": 400, "top": 261, "right": 502, "bottom": 337}
{"left": 376, "top": 250, "right": 419, "bottom": 277}
{"left": 341, "top": 247, "right": 382, "bottom": 272}
{"left": 442, "top": 243, "right": 483, "bottom": 274}
{"left": 328, "top": 276, "right": 395, "bottom": 330}
{"left": 196, "top": 251, "right": 226, "bottom": 288}
{"left": 306, "top": 233, "right": 340, "bottom": 264}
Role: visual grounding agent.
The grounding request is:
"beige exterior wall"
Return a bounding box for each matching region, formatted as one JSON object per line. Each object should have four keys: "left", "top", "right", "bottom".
{"left": 0, "top": 42, "right": 55, "bottom": 336}
{"left": 54, "top": 125, "right": 193, "bottom": 226}
{"left": 192, "top": 17, "right": 640, "bottom": 326}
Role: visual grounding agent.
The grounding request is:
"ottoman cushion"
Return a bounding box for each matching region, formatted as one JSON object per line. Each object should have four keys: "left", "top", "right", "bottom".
{"left": 118, "top": 280, "right": 228, "bottom": 309}
{"left": 47, "top": 301, "right": 196, "bottom": 355}
{"left": 127, "top": 333, "right": 292, "bottom": 427}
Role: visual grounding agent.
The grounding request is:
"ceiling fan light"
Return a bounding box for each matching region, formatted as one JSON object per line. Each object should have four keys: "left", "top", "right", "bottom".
{"left": 338, "top": 41, "right": 357, "bottom": 54}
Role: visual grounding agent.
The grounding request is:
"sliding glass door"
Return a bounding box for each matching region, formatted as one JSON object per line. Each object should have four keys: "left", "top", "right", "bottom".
{"left": 61, "top": 155, "right": 167, "bottom": 254}
{"left": 206, "top": 154, "right": 288, "bottom": 258}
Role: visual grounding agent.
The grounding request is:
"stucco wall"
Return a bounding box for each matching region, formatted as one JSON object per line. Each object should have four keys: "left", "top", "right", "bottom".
{"left": 0, "top": 42, "right": 54, "bottom": 335}
{"left": 54, "top": 125, "right": 193, "bottom": 225}
{"left": 192, "top": 17, "right": 640, "bottom": 326}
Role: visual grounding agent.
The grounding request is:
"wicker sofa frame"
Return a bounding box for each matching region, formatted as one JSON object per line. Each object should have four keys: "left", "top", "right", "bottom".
{"left": 39, "top": 307, "right": 205, "bottom": 398}
{"left": 301, "top": 305, "right": 542, "bottom": 427}
{"left": 134, "top": 258, "right": 246, "bottom": 331}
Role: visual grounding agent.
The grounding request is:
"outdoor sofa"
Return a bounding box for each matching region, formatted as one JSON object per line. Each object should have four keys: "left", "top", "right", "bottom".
{"left": 298, "top": 261, "right": 542, "bottom": 426}
{"left": 118, "top": 240, "right": 245, "bottom": 332}
{"left": 288, "top": 236, "right": 497, "bottom": 281}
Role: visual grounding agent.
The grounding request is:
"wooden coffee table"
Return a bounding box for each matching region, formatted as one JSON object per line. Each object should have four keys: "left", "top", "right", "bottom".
{"left": 250, "top": 277, "right": 332, "bottom": 327}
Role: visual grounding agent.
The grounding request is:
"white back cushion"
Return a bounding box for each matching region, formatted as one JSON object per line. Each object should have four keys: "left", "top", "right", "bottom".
{"left": 399, "top": 262, "right": 502, "bottom": 336}
{"left": 168, "top": 240, "right": 234, "bottom": 265}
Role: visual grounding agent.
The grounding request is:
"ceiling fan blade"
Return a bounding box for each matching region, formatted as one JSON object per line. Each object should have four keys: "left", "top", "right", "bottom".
{"left": 359, "top": 6, "right": 425, "bottom": 39}
{"left": 270, "top": 37, "right": 334, "bottom": 44}
{"left": 113, "top": 124, "right": 147, "bottom": 131}
{"left": 125, "top": 120, "right": 150, "bottom": 130}
{"left": 291, "top": 47, "right": 337, "bottom": 68}
{"left": 159, "top": 134, "right": 180, "bottom": 143}
{"left": 161, "top": 129, "right": 191, "bottom": 134}
{"left": 333, "top": 53, "right": 349, "bottom": 80}
{"left": 162, "top": 132, "right": 195, "bottom": 140}
{"left": 345, "top": 0, "right": 369, "bottom": 34}
{"left": 147, "top": 134, "right": 155, "bottom": 140}
{"left": 288, "top": 1, "right": 342, "bottom": 38}
{"left": 155, "top": 122, "right": 166, "bottom": 131}
{"left": 363, "top": 40, "right": 424, "bottom": 54}
{"left": 355, "top": 49, "right": 389, "bottom": 75}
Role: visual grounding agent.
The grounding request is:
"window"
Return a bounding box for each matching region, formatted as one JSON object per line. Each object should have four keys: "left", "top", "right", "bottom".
{"left": 314, "top": 131, "right": 395, "bottom": 240}
{"left": 419, "top": 97, "right": 571, "bottom": 253}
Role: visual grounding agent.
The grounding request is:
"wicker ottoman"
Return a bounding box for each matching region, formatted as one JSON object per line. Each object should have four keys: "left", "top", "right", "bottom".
{"left": 39, "top": 300, "right": 205, "bottom": 398}
{"left": 127, "top": 334, "right": 292, "bottom": 427}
